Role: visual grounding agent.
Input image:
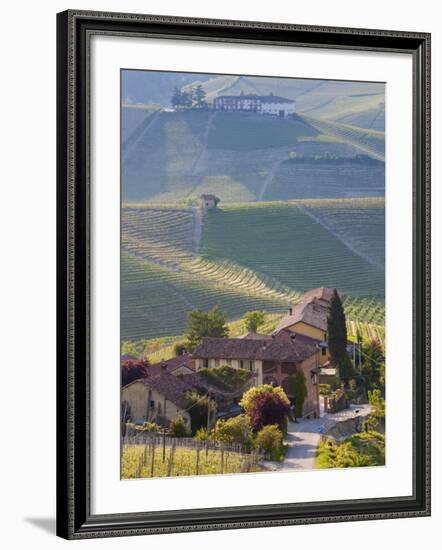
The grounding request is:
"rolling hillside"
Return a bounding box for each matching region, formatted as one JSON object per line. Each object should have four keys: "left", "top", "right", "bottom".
{"left": 122, "top": 110, "right": 384, "bottom": 204}
{"left": 121, "top": 200, "right": 385, "bottom": 341}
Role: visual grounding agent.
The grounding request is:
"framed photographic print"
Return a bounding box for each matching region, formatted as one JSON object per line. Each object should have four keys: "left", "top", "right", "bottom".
{"left": 56, "top": 10, "right": 431, "bottom": 539}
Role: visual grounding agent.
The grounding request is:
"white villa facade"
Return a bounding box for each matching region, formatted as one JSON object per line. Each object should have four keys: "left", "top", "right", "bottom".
{"left": 213, "top": 94, "right": 296, "bottom": 117}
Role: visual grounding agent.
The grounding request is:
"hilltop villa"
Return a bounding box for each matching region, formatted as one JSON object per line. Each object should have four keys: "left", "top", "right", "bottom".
{"left": 213, "top": 93, "right": 296, "bottom": 117}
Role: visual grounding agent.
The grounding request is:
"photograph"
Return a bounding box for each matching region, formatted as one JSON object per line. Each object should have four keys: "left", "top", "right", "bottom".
{"left": 120, "top": 69, "right": 386, "bottom": 479}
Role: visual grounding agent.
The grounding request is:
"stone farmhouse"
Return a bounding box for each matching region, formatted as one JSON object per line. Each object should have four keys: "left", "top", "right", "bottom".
{"left": 213, "top": 93, "right": 296, "bottom": 117}
{"left": 122, "top": 356, "right": 252, "bottom": 427}
{"left": 193, "top": 330, "right": 321, "bottom": 419}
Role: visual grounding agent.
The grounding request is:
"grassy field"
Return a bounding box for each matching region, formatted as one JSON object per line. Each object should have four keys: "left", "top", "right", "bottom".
{"left": 122, "top": 444, "right": 260, "bottom": 478}
{"left": 207, "top": 112, "right": 317, "bottom": 150}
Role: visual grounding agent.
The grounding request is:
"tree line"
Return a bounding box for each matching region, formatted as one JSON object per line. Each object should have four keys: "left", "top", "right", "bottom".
{"left": 171, "top": 84, "right": 207, "bottom": 109}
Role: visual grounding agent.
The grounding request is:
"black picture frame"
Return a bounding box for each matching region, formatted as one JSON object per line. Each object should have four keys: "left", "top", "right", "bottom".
{"left": 56, "top": 9, "right": 431, "bottom": 540}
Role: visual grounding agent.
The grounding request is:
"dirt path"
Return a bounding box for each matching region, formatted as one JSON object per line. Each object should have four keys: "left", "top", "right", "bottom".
{"left": 258, "top": 150, "right": 292, "bottom": 201}
{"left": 189, "top": 111, "right": 217, "bottom": 176}
{"left": 192, "top": 206, "right": 203, "bottom": 254}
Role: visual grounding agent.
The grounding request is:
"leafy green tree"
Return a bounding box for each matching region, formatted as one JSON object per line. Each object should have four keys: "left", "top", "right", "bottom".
{"left": 289, "top": 371, "right": 308, "bottom": 420}
{"left": 368, "top": 389, "right": 385, "bottom": 418}
{"left": 243, "top": 310, "right": 266, "bottom": 333}
{"left": 240, "top": 384, "right": 290, "bottom": 413}
{"left": 363, "top": 389, "right": 385, "bottom": 432}
{"left": 361, "top": 339, "right": 385, "bottom": 391}
{"left": 193, "top": 84, "right": 207, "bottom": 108}
{"left": 212, "top": 415, "right": 254, "bottom": 449}
{"left": 185, "top": 305, "right": 229, "bottom": 351}
{"left": 327, "top": 288, "right": 353, "bottom": 383}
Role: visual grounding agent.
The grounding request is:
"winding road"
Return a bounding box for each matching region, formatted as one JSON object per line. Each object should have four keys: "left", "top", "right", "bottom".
{"left": 262, "top": 403, "right": 371, "bottom": 472}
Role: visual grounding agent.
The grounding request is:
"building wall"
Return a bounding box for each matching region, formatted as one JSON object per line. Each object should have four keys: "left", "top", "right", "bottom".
{"left": 298, "top": 353, "right": 320, "bottom": 419}
{"left": 121, "top": 380, "right": 190, "bottom": 425}
{"left": 261, "top": 102, "right": 296, "bottom": 116}
{"left": 284, "top": 321, "right": 330, "bottom": 365}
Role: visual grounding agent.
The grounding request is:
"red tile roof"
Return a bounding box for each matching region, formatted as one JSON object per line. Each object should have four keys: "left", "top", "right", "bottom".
{"left": 147, "top": 354, "right": 195, "bottom": 377}
{"left": 193, "top": 332, "right": 318, "bottom": 363}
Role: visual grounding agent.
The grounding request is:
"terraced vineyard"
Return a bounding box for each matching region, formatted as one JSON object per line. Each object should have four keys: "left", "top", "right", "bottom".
{"left": 121, "top": 252, "right": 293, "bottom": 341}
{"left": 305, "top": 116, "right": 385, "bottom": 161}
{"left": 265, "top": 158, "right": 384, "bottom": 200}
{"left": 299, "top": 198, "right": 385, "bottom": 269}
{"left": 201, "top": 203, "right": 384, "bottom": 301}
{"left": 121, "top": 201, "right": 384, "bottom": 342}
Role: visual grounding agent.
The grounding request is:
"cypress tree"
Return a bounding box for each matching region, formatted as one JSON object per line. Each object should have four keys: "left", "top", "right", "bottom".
{"left": 327, "top": 289, "right": 353, "bottom": 383}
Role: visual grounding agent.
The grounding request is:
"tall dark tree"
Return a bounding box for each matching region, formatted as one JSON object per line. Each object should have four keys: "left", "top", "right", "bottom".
{"left": 193, "top": 84, "right": 207, "bottom": 108}
{"left": 185, "top": 305, "right": 229, "bottom": 351}
{"left": 171, "top": 86, "right": 183, "bottom": 108}
{"left": 289, "top": 371, "right": 307, "bottom": 420}
{"left": 327, "top": 288, "right": 353, "bottom": 383}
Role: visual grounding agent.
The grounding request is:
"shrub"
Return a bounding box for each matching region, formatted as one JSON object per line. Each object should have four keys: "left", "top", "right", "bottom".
{"left": 141, "top": 422, "right": 160, "bottom": 432}
{"left": 212, "top": 415, "right": 254, "bottom": 449}
{"left": 194, "top": 427, "right": 210, "bottom": 441}
{"left": 199, "top": 366, "right": 251, "bottom": 392}
{"left": 256, "top": 425, "right": 283, "bottom": 457}
{"left": 240, "top": 384, "right": 290, "bottom": 413}
{"left": 168, "top": 416, "right": 190, "bottom": 438}
{"left": 246, "top": 391, "right": 290, "bottom": 431}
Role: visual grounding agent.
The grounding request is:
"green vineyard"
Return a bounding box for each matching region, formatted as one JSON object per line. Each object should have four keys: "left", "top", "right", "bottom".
{"left": 299, "top": 197, "right": 385, "bottom": 269}
{"left": 305, "top": 116, "right": 385, "bottom": 161}
{"left": 121, "top": 200, "right": 385, "bottom": 342}
{"left": 201, "top": 202, "right": 384, "bottom": 300}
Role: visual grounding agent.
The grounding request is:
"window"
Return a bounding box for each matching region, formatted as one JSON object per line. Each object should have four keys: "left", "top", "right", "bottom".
{"left": 150, "top": 400, "right": 155, "bottom": 409}
{"left": 203, "top": 358, "right": 209, "bottom": 368}
{"left": 322, "top": 347, "right": 327, "bottom": 356}
{"left": 323, "top": 333, "right": 328, "bottom": 341}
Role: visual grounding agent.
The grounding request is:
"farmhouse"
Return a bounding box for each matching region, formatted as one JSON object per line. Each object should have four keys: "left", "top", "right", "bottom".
{"left": 121, "top": 371, "right": 192, "bottom": 427}
{"left": 148, "top": 354, "right": 195, "bottom": 377}
{"left": 213, "top": 93, "right": 296, "bottom": 117}
{"left": 193, "top": 330, "right": 320, "bottom": 419}
{"left": 274, "top": 287, "right": 338, "bottom": 366}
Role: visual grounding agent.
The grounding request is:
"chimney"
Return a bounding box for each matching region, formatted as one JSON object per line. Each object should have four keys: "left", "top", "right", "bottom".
{"left": 288, "top": 306, "right": 293, "bottom": 315}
